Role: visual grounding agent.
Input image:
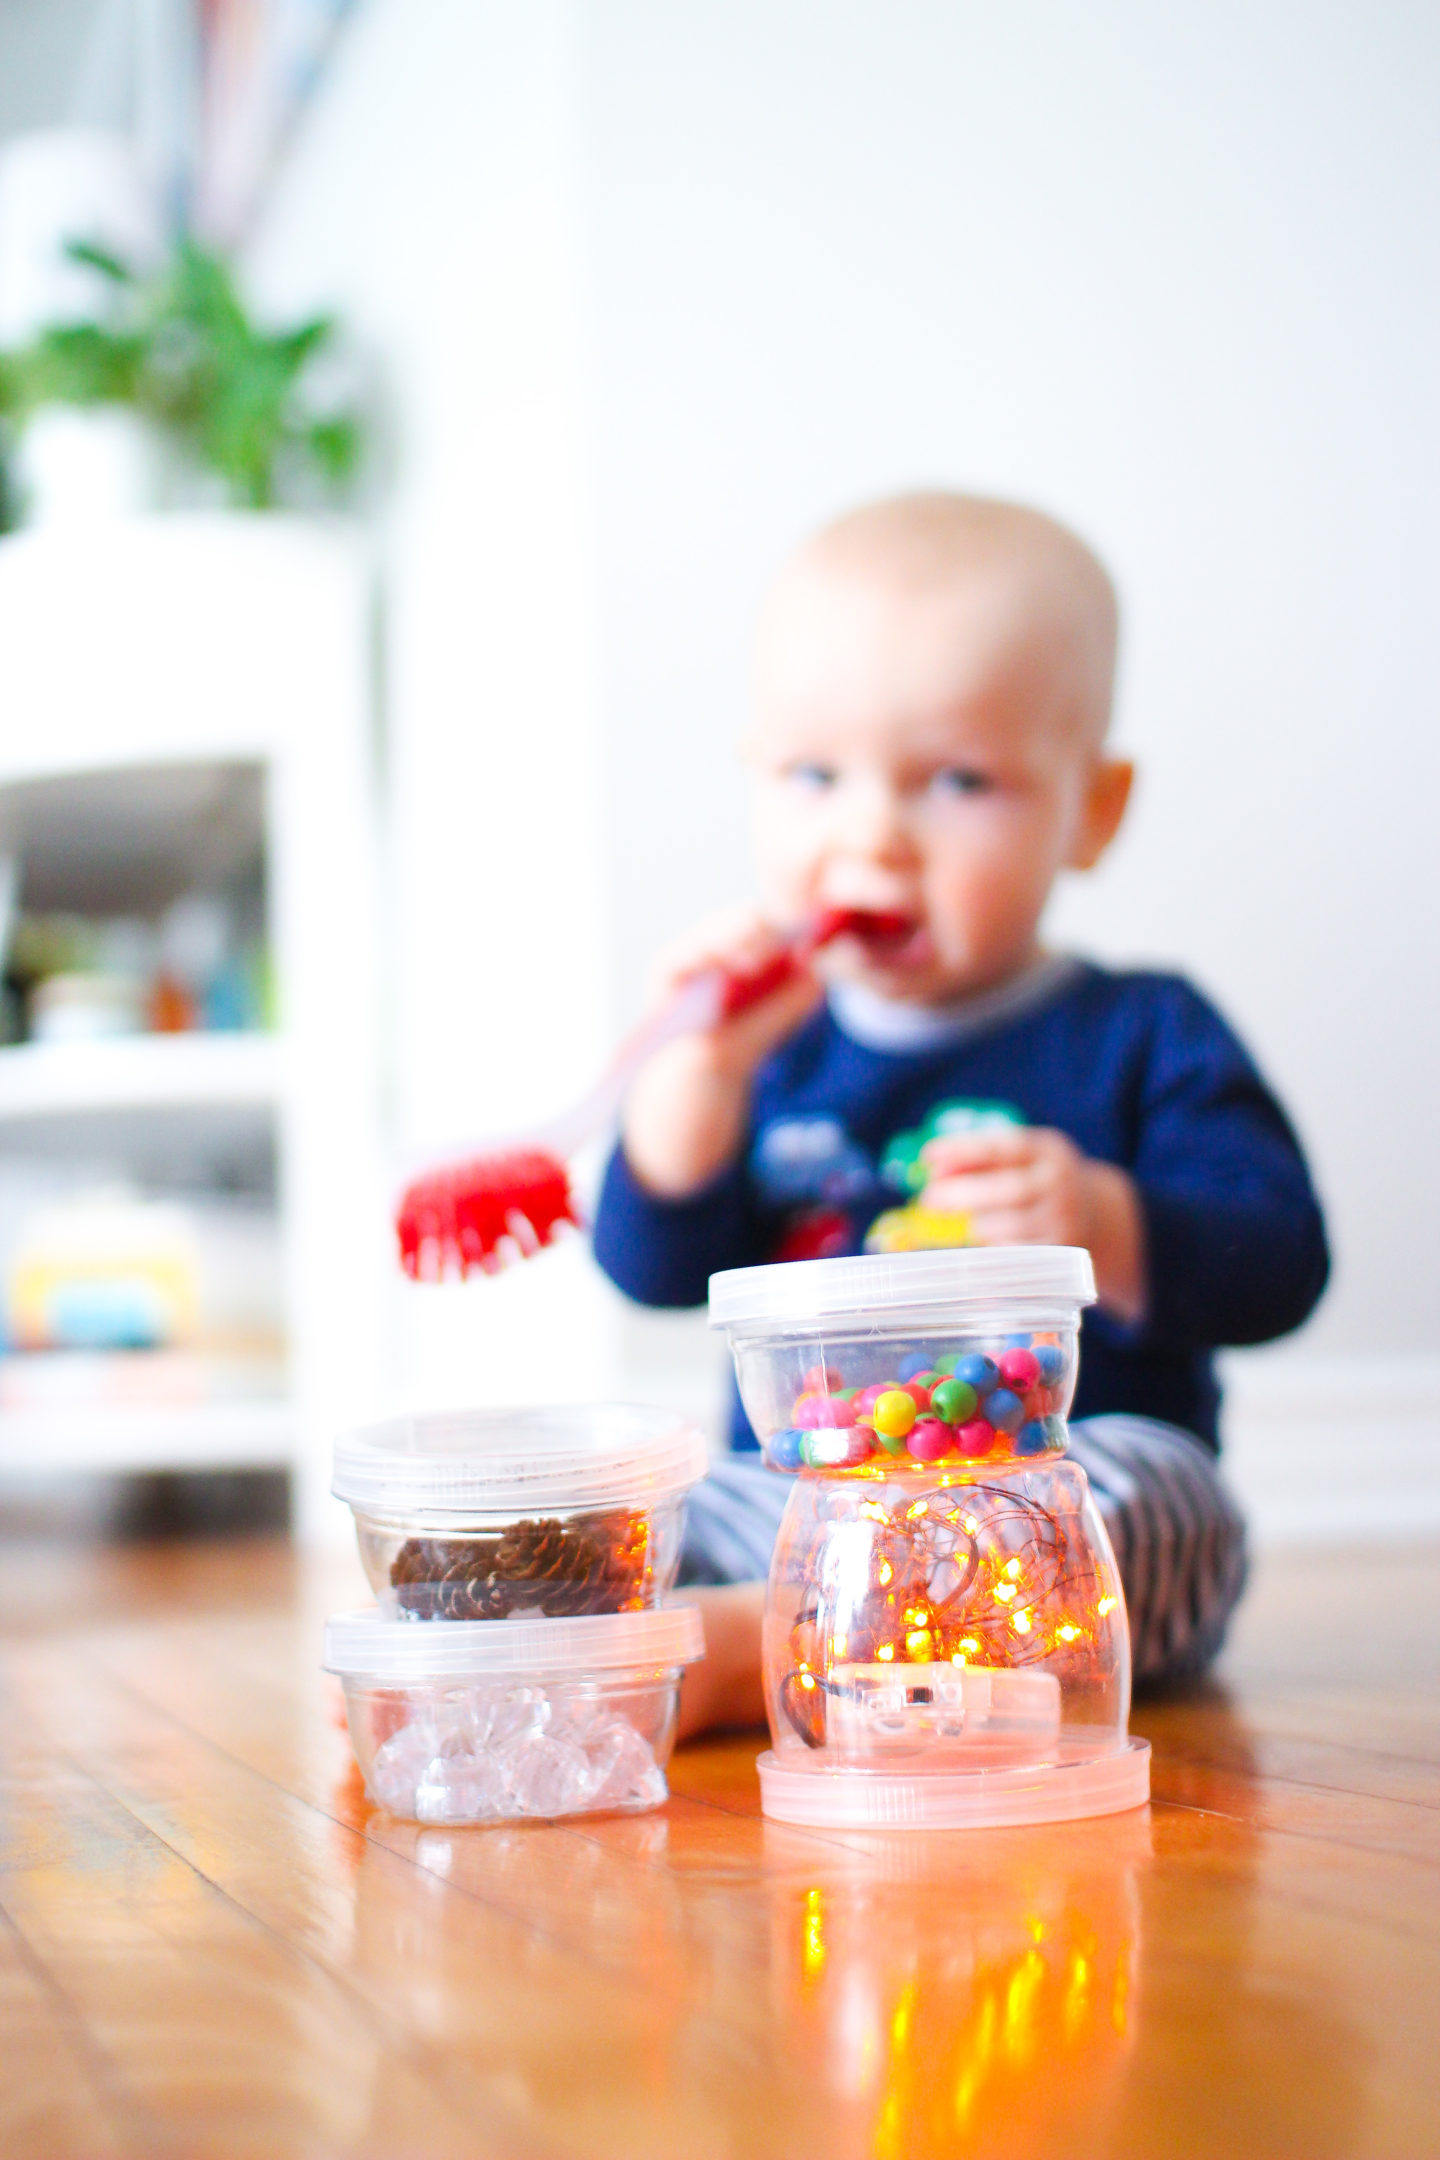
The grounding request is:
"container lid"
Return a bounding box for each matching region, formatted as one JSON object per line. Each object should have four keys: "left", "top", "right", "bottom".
{"left": 332, "top": 1402, "right": 709, "bottom": 1516}
{"left": 324, "top": 1602, "right": 705, "bottom": 1680}
{"left": 758, "top": 1734, "right": 1150, "bottom": 1830}
{"left": 709, "top": 1245, "right": 1097, "bottom": 1334}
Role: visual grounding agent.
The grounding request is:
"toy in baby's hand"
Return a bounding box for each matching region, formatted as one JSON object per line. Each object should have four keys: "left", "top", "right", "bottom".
{"left": 864, "top": 1100, "right": 1026, "bottom": 1255}
{"left": 396, "top": 907, "right": 910, "bottom": 1279}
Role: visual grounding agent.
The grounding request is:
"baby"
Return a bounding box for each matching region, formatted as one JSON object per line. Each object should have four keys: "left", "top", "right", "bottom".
{"left": 593, "top": 492, "right": 1329, "bottom": 1733}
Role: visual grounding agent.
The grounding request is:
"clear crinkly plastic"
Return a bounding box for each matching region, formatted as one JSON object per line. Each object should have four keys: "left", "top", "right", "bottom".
{"left": 325, "top": 1606, "right": 702, "bottom": 1825}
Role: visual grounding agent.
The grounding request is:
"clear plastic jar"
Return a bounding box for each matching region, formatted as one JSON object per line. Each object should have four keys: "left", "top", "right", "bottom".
{"left": 325, "top": 1604, "right": 704, "bottom": 1824}
{"left": 709, "top": 1247, "right": 1150, "bottom": 1827}
{"left": 332, "top": 1404, "right": 709, "bottom": 1621}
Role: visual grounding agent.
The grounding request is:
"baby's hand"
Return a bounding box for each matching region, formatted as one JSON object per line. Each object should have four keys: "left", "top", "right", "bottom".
{"left": 623, "top": 908, "right": 823, "bottom": 1198}
{"left": 650, "top": 907, "right": 823, "bottom": 1075}
{"left": 920, "top": 1125, "right": 1092, "bottom": 1247}
{"left": 920, "top": 1126, "right": 1147, "bottom": 1320}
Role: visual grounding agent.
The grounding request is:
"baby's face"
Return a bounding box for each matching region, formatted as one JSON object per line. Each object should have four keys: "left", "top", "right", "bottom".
{"left": 749, "top": 556, "right": 1120, "bottom": 1004}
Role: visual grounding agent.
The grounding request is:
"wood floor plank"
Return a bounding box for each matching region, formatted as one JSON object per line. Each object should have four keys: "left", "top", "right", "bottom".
{"left": 0, "top": 1666, "right": 520, "bottom": 2159}
{"left": 0, "top": 1906, "right": 141, "bottom": 2159}
{"left": 0, "top": 1533, "right": 1437, "bottom": 2157}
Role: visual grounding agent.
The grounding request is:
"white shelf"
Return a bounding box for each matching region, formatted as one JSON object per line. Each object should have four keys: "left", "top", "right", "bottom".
{"left": 0, "top": 517, "right": 386, "bottom": 1527}
{"left": 0, "top": 1399, "right": 294, "bottom": 1474}
{"left": 0, "top": 1032, "right": 287, "bottom": 1124}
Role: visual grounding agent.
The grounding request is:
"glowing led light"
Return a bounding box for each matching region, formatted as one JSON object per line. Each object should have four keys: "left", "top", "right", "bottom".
{"left": 860, "top": 1500, "right": 890, "bottom": 1523}
{"left": 960, "top": 1636, "right": 979, "bottom": 1654}
{"left": 1004, "top": 1558, "right": 1021, "bottom": 1580}
{"left": 1057, "top": 1623, "right": 1079, "bottom": 1643}
{"left": 1011, "top": 1610, "right": 1032, "bottom": 1634}
{"left": 1004, "top": 1948, "right": 1046, "bottom": 2064}
{"left": 876, "top": 1642, "right": 896, "bottom": 1662}
{"left": 1065, "top": 1949, "right": 1091, "bottom": 2041}
{"left": 1098, "top": 1595, "right": 1118, "bottom": 1616}
{"left": 798, "top": 1668, "right": 817, "bottom": 1690}
{"left": 831, "top": 1634, "right": 847, "bottom": 1658}
{"left": 904, "top": 1606, "right": 928, "bottom": 1627}
{"left": 962, "top": 1515, "right": 978, "bottom": 1535}
{"left": 905, "top": 1500, "right": 929, "bottom": 1520}
{"left": 905, "top": 1627, "right": 933, "bottom": 1658}
{"left": 994, "top": 1582, "right": 1016, "bottom": 1602}
{"left": 802, "top": 1887, "right": 826, "bottom": 1978}
{"left": 878, "top": 1560, "right": 893, "bottom": 1585}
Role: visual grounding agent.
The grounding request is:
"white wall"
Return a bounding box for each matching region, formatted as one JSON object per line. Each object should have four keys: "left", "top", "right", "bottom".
{"left": 249, "top": 2, "right": 1440, "bottom": 1533}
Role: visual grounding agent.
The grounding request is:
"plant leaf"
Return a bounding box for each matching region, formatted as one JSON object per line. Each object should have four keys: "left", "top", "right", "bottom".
{"left": 63, "top": 237, "right": 136, "bottom": 284}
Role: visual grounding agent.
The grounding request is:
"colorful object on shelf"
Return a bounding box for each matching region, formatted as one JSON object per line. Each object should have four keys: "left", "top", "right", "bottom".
{"left": 5, "top": 1194, "right": 200, "bottom": 1351}
{"left": 395, "top": 906, "right": 910, "bottom": 1280}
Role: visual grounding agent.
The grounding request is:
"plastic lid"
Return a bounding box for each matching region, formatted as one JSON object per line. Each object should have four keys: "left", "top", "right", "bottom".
{"left": 324, "top": 1602, "right": 705, "bottom": 1680}
{"left": 708, "top": 1245, "right": 1097, "bottom": 1334}
{"left": 332, "top": 1402, "right": 709, "bottom": 1517}
{"left": 757, "top": 1734, "right": 1150, "bottom": 1830}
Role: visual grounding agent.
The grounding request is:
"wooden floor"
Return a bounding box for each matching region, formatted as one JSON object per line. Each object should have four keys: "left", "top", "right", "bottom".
{"left": 0, "top": 1533, "right": 1435, "bottom": 2159}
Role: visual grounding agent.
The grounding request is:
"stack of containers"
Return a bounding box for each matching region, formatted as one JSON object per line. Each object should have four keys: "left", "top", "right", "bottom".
{"left": 325, "top": 1404, "right": 708, "bottom": 1824}
{"left": 708, "top": 1247, "right": 1151, "bottom": 1829}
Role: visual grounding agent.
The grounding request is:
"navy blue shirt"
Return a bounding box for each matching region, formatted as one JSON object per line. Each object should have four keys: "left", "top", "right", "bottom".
{"left": 593, "top": 961, "right": 1329, "bottom": 1453}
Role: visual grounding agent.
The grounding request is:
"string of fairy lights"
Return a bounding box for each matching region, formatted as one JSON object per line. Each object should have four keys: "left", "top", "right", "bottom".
{"left": 779, "top": 1478, "right": 1121, "bottom": 1748}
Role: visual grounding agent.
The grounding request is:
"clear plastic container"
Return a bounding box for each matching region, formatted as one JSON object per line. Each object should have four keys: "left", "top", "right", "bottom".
{"left": 325, "top": 1604, "right": 704, "bottom": 1824}
{"left": 332, "top": 1404, "right": 709, "bottom": 1621}
{"left": 709, "top": 1247, "right": 1090, "bottom": 1475}
{"left": 709, "top": 1247, "right": 1150, "bottom": 1828}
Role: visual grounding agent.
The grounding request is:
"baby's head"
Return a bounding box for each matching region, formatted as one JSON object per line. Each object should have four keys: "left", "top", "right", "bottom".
{"left": 747, "top": 492, "right": 1132, "bottom": 1005}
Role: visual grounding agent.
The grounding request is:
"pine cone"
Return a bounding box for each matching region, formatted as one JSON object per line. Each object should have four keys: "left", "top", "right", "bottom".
{"left": 387, "top": 1510, "right": 650, "bottom": 1620}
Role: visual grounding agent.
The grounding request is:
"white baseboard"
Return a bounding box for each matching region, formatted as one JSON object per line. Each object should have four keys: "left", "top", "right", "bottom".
{"left": 1218, "top": 1351, "right": 1440, "bottom": 1547}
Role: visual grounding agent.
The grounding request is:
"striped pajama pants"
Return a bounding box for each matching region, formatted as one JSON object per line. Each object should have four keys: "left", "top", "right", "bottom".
{"left": 678, "top": 1417, "right": 1248, "bottom": 1688}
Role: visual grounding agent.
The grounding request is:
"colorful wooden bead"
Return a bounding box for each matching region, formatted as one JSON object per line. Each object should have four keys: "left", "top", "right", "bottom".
{"left": 769, "top": 1428, "right": 805, "bottom": 1471}
{"left": 1034, "top": 1344, "right": 1065, "bottom": 1383}
{"left": 801, "top": 1426, "right": 874, "bottom": 1469}
{"left": 794, "top": 1393, "right": 857, "bottom": 1429}
{"left": 928, "top": 1377, "right": 978, "bottom": 1425}
{"left": 954, "top": 1418, "right": 995, "bottom": 1458}
{"left": 871, "top": 1389, "right": 918, "bottom": 1441}
{"left": 985, "top": 1388, "right": 1025, "bottom": 1434}
{"left": 906, "top": 1417, "right": 954, "bottom": 1462}
{"left": 804, "top": 1362, "right": 843, "bottom": 1394}
{"left": 896, "top": 1352, "right": 933, "bottom": 1382}
{"left": 998, "top": 1347, "right": 1041, "bottom": 1390}
{"left": 952, "top": 1353, "right": 999, "bottom": 1395}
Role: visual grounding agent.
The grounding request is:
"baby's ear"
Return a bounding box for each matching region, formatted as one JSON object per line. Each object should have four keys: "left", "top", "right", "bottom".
{"left": 1069, "top": 757, "right": 1135, "bottom": 870}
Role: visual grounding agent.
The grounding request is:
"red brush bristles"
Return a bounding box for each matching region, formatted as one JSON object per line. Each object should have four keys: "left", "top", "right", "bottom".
{"left": 396, "top": 906, "right": 913, "bottom": 1281}
{"left": 397, "top": 1149, "right": 580, "bottom": 1280}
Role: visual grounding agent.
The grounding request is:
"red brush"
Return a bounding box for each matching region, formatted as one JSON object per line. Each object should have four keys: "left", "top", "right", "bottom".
{"left": 396, "top": 906, "right": 908, "bottom": 1280}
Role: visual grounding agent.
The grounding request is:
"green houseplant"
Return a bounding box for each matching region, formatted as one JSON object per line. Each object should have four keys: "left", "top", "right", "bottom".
{"left": 0, "top": 236, "right": 363, "bottom": 526}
